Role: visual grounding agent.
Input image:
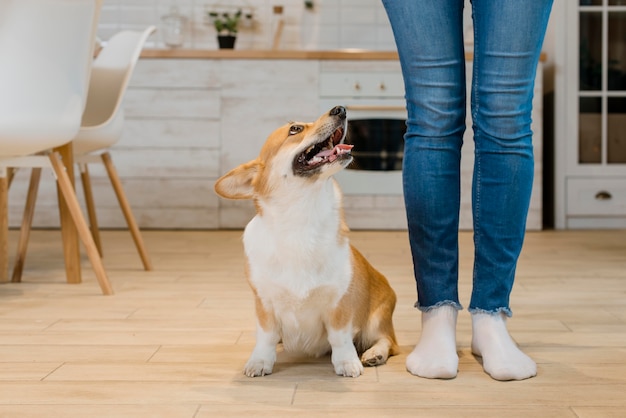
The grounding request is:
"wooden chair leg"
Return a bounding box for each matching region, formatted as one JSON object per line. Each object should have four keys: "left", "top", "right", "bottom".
{"left": 79, "top": 163, "right": 103, "bottom": 257}
{"left": 7, "top": 167, "right": 16, "bottom": 188}
{"left": 101, "top": 152, "right": 153, "bottom": 271}
{"left": 49, "top": 152, "right": 113, "bottom": 295}
{"left": 0, "top": 172, "right": 8, "bottom": 283}
{"left": 11, "top": 168, "right": 41, "bottom": 283}
{"left": 54, "top": 144, "right": 81, "bottom": 284}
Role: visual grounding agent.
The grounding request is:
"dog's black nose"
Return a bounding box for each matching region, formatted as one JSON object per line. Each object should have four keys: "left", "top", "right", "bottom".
{"left": 329, "top": 106, "right": 346, "bottom": 119}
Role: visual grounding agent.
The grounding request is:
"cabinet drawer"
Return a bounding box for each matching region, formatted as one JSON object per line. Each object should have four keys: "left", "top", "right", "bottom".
{"left": 320, "top": 72, "right": 404, "bottom": 98}
{"left": 567, "top": 178, "right": 626, "bottom": 216}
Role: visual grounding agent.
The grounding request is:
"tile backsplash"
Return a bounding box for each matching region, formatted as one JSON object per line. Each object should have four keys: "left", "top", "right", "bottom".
{"left": 98, "top": 0, "right": 399, "bottom": 50}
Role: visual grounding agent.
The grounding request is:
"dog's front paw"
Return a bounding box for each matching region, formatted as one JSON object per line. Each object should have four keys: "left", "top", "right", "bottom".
{"left": 243, "top": 357, "right": 274, "bottom": 377}
{"left": 333, "top": 358, "right": 364, "bottom": 378}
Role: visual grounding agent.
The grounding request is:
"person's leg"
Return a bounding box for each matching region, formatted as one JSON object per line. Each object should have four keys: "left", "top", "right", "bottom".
{"left": 469, "top": 0, "right": 553, "bottom": 380}
{"left": 382, "top": 0, "right": 465, "bottom": 379}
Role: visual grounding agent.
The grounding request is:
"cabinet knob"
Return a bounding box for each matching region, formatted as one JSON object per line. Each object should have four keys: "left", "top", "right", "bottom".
{"left": 379, "top": 82, "right": 386, "bottom": 91}
{"left": 595, "top": 190, "right": 612, "bottom": 200}
{"left": 354, "top": 82, "right": 361, "bottom": 91}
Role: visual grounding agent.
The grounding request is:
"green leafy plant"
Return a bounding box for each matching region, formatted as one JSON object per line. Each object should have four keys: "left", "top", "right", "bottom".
{"left": 208, "top": 9, "right": 242, "bottom": 36}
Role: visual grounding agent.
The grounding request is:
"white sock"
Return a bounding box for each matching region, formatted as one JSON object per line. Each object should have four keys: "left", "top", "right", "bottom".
{"left": 406, "top": 305, "right": 458, "bottom": 379}
{"left": 471, "top": 312, "right": 537, "bottom": 381}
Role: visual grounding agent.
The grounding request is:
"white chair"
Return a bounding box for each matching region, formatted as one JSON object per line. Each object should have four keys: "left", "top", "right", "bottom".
{"left": 73, "top": 27, "right": 156, "bottom": 271}
{"left": 11, "top": 27, "right": 157, "bottom": 283}
{"left": 0, "top": 0, "right": 113, "bottom": 294}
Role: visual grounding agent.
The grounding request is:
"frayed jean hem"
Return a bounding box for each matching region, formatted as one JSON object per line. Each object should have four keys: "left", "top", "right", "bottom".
{"left": 414, "top": 300, "right": 463, "bottom": 313}
{"left": 468, "top": 307, "right": 513, "bottom": 317}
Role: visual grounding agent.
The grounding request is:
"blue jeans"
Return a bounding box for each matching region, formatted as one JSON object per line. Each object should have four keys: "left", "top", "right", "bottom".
{"left": 382, "top": 0, "right": 553, "bottom": 315}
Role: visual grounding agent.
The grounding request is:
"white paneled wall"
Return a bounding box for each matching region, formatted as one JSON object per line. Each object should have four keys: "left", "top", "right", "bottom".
{"left": 7, "top": 59, "right": 222, "bottom": 230}
{"left": 97, "top": 0, "right": 398, "bottom": 51}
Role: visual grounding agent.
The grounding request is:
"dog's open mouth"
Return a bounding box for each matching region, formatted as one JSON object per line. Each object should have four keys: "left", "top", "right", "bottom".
{"left": 293, "top": 126, "right": 353, "bottom": 174}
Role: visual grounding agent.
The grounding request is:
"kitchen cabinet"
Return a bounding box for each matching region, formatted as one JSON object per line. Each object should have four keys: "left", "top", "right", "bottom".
{"left": 555, "top": 0, "right": 626, "bottom": 228}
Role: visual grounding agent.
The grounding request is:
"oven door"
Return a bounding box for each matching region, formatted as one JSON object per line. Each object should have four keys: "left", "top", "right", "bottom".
{"left": 321, "top": 99, "right": 406, "bottom": 195}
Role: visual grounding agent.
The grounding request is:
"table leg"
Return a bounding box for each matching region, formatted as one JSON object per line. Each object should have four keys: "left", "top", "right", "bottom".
{"left": 53, "top": 143, "right": 81, "bottom": 284}
{"left": 0, "top": 170, "right": 8, "bottom": 283}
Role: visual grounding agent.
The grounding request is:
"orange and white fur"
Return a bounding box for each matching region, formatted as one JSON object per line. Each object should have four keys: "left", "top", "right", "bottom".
{"left": 214, "top": 106, "right": 399, "bottom": 378}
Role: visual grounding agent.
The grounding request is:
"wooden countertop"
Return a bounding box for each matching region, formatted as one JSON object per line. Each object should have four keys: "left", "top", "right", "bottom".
{"left": 141, "top": 49, "right": 546, "bottom": 62}
{"left": 140, "top": 49, "right": 400, "bottom": 60}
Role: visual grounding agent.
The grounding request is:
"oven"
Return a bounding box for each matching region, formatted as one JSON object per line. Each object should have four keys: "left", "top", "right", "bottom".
{"left": 326, "top": 100, "right": 406, "bottom": 195}
{"left": 319, "top": 65, "right": 407, "bottom": 229}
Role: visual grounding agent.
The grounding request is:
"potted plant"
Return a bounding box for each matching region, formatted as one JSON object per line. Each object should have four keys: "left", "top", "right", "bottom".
{"left": 208, "top": 9, "right": 242, "bottom": 49}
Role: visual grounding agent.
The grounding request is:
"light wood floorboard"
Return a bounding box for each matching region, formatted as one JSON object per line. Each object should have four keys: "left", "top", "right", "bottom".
{"left": 0, "top": 229, "right": 625, "bottom": 417}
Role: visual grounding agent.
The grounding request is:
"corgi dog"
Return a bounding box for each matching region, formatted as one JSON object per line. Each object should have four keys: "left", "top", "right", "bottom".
{"left": 214, "top": 106, "right": 398, "bottom": 378}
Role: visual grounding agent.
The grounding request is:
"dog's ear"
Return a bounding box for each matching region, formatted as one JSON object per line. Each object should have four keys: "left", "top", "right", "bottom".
{"left": 214, "top": 160, "right": 260, "bottom": 199}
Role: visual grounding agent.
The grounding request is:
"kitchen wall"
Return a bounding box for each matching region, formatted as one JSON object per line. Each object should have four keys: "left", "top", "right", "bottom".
{"left": 96, "top": 0, "right": 555, "bottom": 89}
{"left": 96, "top": 0, "right": 558, "bottom": 82}
{"left": 97, "top": 0, "right": 402, "bottom": 50}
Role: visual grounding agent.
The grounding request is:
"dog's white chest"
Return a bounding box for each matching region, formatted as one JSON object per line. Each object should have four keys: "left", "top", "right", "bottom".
{"left": 245, "top": 218, "right": 352, "bottom": 299}
{"left": 243, "top": 215, "right": 352, "bottom": 353}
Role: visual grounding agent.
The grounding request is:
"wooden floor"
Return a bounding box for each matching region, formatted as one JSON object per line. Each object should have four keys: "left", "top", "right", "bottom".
{"left": 0, "top": 229, "right": 625, "bottom": 417}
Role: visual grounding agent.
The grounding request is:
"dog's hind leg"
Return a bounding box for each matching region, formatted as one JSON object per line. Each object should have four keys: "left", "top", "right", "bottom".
{"left": 359, "top": 305, "right": 400, "bottom": 367}
{"left": 361, "top": 336, "right": 395, "bottom": 366}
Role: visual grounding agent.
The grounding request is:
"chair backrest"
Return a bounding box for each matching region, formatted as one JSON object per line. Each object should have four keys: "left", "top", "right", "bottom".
{"left": 0, "top": 0, "right": 102, "bottom": 157}
{"left": 80, "top": 27, "right": 156, "bottom": 128}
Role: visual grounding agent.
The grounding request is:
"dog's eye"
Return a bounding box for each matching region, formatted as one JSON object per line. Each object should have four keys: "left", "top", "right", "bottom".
{"left": 289, "top": 125, "right": 304, "bottom": 135}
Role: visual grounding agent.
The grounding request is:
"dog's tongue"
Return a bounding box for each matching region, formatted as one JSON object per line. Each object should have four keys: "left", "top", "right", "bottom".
{"left": 315, "top": 143, "right": 353, "bottom": 158}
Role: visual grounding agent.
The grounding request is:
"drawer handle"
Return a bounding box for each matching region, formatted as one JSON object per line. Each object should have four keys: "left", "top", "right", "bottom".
{"left": 354, "top": 82, "right": 361, "bottom": 91}
{"left": 595, "top": 190, "right": 612, "bottom": 200}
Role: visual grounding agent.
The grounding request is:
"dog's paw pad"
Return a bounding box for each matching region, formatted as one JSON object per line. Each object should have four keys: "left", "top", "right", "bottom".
{"left": 361, "top": 349, "right": 388, "bottom": 367}
{"left": 362, "top": 354, "right": 384, "bottom": 367}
